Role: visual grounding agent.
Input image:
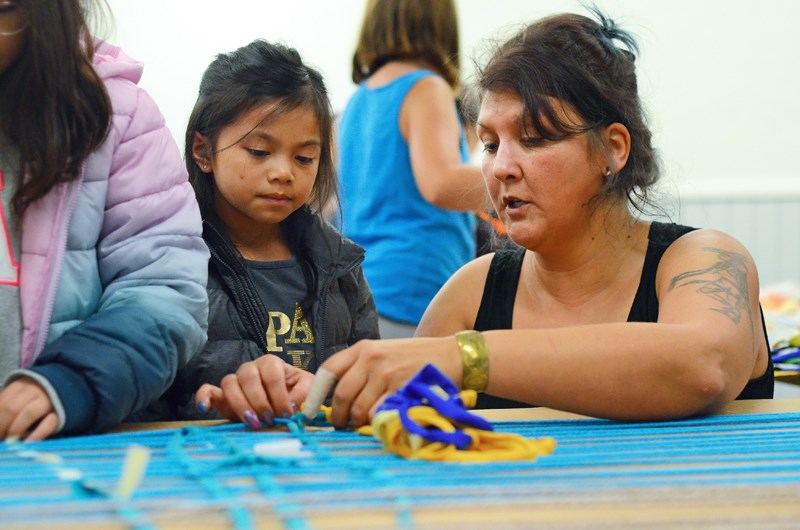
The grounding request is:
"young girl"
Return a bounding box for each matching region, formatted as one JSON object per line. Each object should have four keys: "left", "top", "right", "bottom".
{"left": 0, "top": 0, "right": 209, "bottom": 441}
{"left": 167, "top": 40, "right": 379, "bottom": 424}
{"left": 336, "top": 0, "right": 488, "bottom": 338}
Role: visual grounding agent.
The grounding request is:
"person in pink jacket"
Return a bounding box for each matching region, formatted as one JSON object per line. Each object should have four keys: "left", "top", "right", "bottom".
{"left": 0, "top": 0, "right": 209, "bottom": 440}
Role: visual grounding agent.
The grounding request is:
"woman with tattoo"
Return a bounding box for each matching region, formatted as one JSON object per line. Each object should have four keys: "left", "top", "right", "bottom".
{"left": 206, "top": 9, "right": 773, "bottom": 427}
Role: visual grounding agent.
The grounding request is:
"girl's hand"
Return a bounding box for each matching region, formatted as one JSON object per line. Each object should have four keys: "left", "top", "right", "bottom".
{"left": 195, "top": 356, "right": 314, "bottom": 428}
{"left": 0, "top": 377, "right": 58, "bottom": 441}
{"left": 320, "top": 337, "right": 462, "bottom": 429}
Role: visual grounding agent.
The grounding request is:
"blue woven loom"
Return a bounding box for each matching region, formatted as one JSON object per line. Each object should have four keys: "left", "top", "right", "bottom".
{"left": 2, "top": 412, "right": 800, "bottom": 529}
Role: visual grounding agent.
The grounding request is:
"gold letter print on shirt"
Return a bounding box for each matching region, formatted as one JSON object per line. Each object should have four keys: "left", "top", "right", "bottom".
{"left": 265, "top": 303, "right": 315, "bottom": 369}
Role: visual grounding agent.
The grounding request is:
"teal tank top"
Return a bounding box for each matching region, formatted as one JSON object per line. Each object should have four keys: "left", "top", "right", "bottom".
{"left": 337, "top": 70, "right": 476, "bottom": 324}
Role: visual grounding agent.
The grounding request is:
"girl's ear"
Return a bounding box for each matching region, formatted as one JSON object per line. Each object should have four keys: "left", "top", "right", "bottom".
{"left": 192, "top": 132, "right": 213, "bottom": 173}
{"left": 604, "top": 122, "right": 631, "bottom": 174}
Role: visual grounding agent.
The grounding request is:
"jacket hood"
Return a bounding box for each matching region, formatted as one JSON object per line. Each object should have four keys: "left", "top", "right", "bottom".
{"left": 92, "top": 39, "right": 143, "bottom": 85}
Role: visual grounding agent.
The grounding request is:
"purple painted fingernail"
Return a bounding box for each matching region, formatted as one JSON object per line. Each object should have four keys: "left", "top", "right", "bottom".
{"left": 197, "top": 401, "right": 207, "bottom": 414}
{"left": 290, "top": 401, "right": 298, "bottom": 413}
{"left": 243, "top": 410, "right": 261, "bottom": 429}
{"left": 262, "top": 411, "right": 274, "bottom": 427}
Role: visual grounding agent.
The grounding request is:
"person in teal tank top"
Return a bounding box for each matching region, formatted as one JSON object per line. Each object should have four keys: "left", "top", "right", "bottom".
{"left": 337, "top": 0, "right": 488, "bottom": 338}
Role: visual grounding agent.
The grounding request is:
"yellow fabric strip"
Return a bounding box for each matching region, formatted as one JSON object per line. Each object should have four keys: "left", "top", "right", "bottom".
{"left": 116, "top": 444, "right": 151, "bottom": 500}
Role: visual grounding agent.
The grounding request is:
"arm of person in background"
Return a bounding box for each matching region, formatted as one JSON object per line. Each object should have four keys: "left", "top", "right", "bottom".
{"left": 320, "top": 230, "right": 766, "bottom": 427}
{"left": 2, "top": 81, "right": 209, "bottom": 440}
{"left": 402, "top": 76, "right": 488, "bottom": 212}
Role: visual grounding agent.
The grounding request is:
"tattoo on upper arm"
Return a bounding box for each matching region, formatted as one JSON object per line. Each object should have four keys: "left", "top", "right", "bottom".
{"left": 668, "top": 247, "right": 751, "bottom": 325}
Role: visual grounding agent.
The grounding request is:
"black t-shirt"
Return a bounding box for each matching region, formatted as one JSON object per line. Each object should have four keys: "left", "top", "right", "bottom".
{"left": 244, "top": 257, "right": 317, "bottom": 372}
{"left": 472, "top": 222, "right": 773, "bottom": 409}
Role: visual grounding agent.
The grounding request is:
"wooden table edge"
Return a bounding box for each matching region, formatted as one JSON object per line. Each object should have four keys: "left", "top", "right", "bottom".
{"left": 113, "top": 398, "right": 800, "bottom": 433}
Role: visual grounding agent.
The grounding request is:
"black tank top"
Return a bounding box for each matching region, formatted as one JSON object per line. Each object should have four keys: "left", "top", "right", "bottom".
{"left": 473, "top": 221, "right": 773, "bottom": 409}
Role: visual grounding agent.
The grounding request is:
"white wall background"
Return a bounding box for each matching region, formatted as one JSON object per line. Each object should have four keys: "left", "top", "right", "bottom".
{"left": 104, "top": 0, "right": 800, "bottom": 284}
{"left": 105, "top": 0, "right": 800, "bottom": 198}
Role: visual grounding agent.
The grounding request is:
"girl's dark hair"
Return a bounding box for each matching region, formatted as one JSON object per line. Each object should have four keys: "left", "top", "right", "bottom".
{"left": 475, "top": 9, "right": 659, "bottom": 214}
{"left": 185, "top": 39, "right": 337, "bottom": 312}
{"left": 352, "top": 0, "right": 461, "bottom": 89}
{"left": 186, "top": 39, "right": 336, "bottom": 221}
{"left": 0, "top": 0, "right": 112, "bottom": 217}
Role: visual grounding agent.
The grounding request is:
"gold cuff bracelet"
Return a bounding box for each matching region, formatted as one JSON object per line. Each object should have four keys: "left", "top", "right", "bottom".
{"left": 455, "top": 330, "right": 488, "bottom": 393}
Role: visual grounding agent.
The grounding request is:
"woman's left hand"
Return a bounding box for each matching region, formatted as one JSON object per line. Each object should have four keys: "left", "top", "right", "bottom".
{"left": 0, "top": 377, "right": 58, "bottom": 441}
{"left": 320, "top": 336, "right": 462, "bottom": 428}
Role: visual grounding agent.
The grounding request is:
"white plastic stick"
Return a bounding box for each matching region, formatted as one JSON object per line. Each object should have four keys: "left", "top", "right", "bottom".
{"left": 303, "top": 367, "right": 337, "bottom": 421}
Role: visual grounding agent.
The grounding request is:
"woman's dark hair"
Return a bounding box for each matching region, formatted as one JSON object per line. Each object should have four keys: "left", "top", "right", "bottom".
{"left": 474, "top": 9, "right": 659, "bottom": 214}
{"left": 352, "top": 0, "right": 461, "bottom": 89}
{"left": 0, "top": 0, "right": 112, "bottom": 217}
{"left": 185, "top": 39, "right": 337, "bottom": 313}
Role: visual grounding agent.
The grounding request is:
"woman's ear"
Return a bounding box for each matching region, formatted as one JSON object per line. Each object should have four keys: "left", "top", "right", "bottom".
{"left": 604, "top": 122, "right": 631, "bottom": 174}
{"left": 192, "top": 132, "right": 213, "bottom": 173}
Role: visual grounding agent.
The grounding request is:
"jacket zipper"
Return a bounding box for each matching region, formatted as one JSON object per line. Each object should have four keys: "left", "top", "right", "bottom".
{"left": 315, "top": 253, "right": 364, "bottom": 367}
{"left": 31, "top": 179, "right": 82, "bottom": 365}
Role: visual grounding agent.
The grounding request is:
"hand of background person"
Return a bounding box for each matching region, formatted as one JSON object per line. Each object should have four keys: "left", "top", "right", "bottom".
{"left": 320, "top": 337, "right": 462, "bottom": 429}
{"left": 195, "top": 355, "right": 314, "bottom": 428}
{"left": 0, "top": 377, "right": 58, "bottom": 441}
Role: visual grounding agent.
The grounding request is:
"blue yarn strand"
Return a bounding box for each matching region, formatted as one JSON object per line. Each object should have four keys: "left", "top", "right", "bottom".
{"left": 3, "top": 411, "right": 800, "bottom": 527}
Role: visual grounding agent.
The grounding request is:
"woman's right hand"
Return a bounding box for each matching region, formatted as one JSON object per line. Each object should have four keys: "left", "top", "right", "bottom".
{"left": 195, "top": 355, "right": 314, "bottom": 428}
{"left": 321, "top": 337, "right": 463, "bottom": 429}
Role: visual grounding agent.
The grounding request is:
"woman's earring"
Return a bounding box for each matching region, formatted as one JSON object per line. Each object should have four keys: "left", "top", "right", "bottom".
{"left": 604, "top": 166, "right": 613, "bottom": 182}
